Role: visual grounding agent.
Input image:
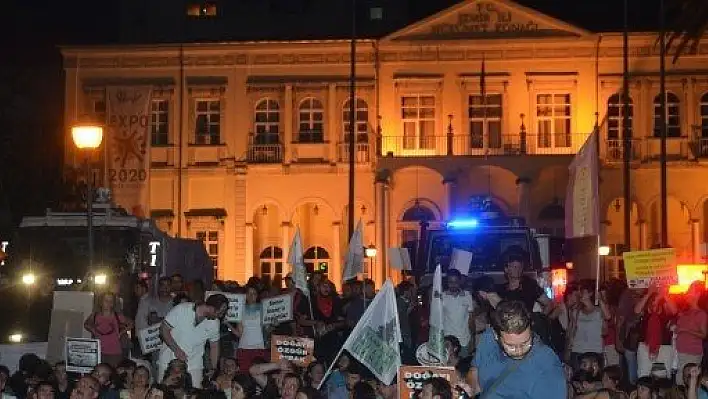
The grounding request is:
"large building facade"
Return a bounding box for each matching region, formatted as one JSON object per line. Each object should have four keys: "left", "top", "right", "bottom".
{"left": 61, "top": 0, "right": 708, "bottom": 286}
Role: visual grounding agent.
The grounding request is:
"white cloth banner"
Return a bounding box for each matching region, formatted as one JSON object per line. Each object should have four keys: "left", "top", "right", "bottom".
{"left": 342, "top": 220, "right": 364, "bottom": 282}
{"left": 287, "top": 227, "right": 309, "bottom": 296}
{"left": 428, "top": 265, "right": 446, "bottom": 362}
{"left": 106, "top": 86, "right": 152, "bottom": 216}
{"left": 388, "top": 247, "right": 412, "bottom": 271}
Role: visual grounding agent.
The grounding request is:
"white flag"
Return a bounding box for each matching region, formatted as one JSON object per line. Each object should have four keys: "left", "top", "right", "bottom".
{"left": 287, "top": 227, "right": 309, "bottom": 296}
{"left": 320, "top": 280, "right": 401, "bottom": 387}
{"left": 342, "top": 220, "right": 364, "bottom": 282}
{"left": 427, "top": 264, "right": 445, "bottom": 362}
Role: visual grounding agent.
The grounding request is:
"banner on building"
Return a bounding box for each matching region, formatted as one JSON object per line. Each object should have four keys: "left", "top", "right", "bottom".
{"left": 398, "top": 366, "right": 457, "bottom": 399}
{"left": 565, "top": 130, "right": 600, "bottom": 238}
{"left": 106, "top": 86, "right": 152, "bottom": 217}
{"left": 623, "top": 248, "right": 678, "bottom": 288}
{"left": 270, "top": 335, "right": 315, "bottom": 366}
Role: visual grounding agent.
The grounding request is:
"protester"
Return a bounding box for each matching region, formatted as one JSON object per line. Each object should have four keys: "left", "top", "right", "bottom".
{"left": 83, "top": 293, "right": 134, "bottom": 368}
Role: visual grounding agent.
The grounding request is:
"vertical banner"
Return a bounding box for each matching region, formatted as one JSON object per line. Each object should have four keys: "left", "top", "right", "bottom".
{"left": 106, "top": 86, "right": 152, "bottom": 217}
{"left": 565, "top": 130, "right": 600, "bottom": 238}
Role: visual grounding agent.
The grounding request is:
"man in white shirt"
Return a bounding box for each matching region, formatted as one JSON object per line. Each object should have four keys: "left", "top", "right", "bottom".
{"left": 442, "top": 269, "right": 476, "bottom": 357}
{"left": 158, "top": 293, "right": 228, "bottom": 388}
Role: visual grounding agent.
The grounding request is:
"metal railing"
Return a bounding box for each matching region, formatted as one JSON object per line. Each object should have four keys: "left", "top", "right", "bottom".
{"left": 247, "top": 143, "right": 283, "bottom": 163}
{"left": 337, "top": 142, "right": 371, "bottom": 163}
{"left": 379, "top": 133, "right": 588, "bottom": 157}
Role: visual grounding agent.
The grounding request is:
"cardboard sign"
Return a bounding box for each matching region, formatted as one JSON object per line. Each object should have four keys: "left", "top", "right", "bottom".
{"left": 206, "top": 291, "right": 246, "bottom": 322}
{"left": 270, "top": 335, "right": 315, "bottom": 366}
{"left": 138, "top": 324, "right": 162, "bottom": 354}
{"left": 397, "top": 366, "right": 457, "bottom": 399}
{"left": 65, "top": 338, "right": 101, "bottom": 374}
{"left": 623, "top": 248, "right": 677, "bottom": 288}
{"left": 262, "top": 294, "right": 293, "bottom": 325}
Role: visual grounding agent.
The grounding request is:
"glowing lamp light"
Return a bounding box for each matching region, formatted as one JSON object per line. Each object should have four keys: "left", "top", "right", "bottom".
{"left": 71, "top": 122, "right": 104, "bottom": 150}
{"left": 551, "top": 268, "right": 568, "bottom": 298}
{"left": 94, "top": 273, "right": 108, "bottom": 285}
{"left": 447, "top": 219, "right": 479, "bottom": 229}
{"left": 8, "top": 334, "right": 23, "bottom": 343}
{"left": 365, "top": 245, "right": 377, "bottom": 258}
{"left": 598, "top": 246, "right": 611, "bottom": 256}
{"left": 669, "top": 264, "right": 707, "bottom": 294}
{"left": 22, "top": 273, "right": 35, "bottom": 286}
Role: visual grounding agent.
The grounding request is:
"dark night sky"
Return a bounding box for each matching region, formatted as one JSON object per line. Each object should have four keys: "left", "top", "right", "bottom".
{"left": 0, "top": 0, "right": 665, "bottom": 232}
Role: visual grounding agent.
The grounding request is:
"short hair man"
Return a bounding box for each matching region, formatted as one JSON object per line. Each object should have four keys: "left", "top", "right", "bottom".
{"left": 442, "top": 269, "right": 476, "bottom": 357}
{"left": 471, "top": 300, "right": 565, "bottom": 397}
{"left": 158, "top": 293, "right": 229, "bottom": 388}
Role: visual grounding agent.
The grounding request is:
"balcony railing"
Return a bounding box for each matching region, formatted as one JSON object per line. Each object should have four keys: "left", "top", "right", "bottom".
{"left": 337, "top": 142, "right": 370, "bottom": 163}
{"left": 695, "top": 138, "right": 708, "bottom": 158}
{"left": 379, "top": 133, "right": 588, "bottom": 157}
{"left": 247, "top": 143, "right": 283, "bottom": 163}
{"left": 602, "top": 139, "right": 643, "bottom": 163}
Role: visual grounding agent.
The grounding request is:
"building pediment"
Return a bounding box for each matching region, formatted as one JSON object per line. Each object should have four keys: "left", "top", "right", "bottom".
{"left": 383, "top": 0, "right": 590, "bottom": 42}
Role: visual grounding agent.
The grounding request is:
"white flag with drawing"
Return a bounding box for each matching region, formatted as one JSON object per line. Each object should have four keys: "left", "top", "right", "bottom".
{"left": 342, "top": 220, "right": 364, "bottom": 282}
{"left": 319, "top": 280, "right": 402, "bottom": 387}
{"left": 287, "top": 227, "right": 309, "bottom": 296}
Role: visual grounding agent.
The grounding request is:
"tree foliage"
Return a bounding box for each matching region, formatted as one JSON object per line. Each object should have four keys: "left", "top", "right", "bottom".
{"left": 665, "top": 0, "right": 708, "bottom": 63}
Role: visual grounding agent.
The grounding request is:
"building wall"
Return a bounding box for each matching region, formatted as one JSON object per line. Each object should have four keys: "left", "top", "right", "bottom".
{"left": 61, "top": 1, "right": 708, "bottom": 286}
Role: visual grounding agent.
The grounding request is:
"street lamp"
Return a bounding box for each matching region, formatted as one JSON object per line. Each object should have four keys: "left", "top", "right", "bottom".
{"left": 598, "top": 246, "right": 611, "bottom": 256}
{"left": 71, "top": 120, "right": 104, "bottom": 272}
{"left": 365, "top": 244, "right": 377, "bottom": 280}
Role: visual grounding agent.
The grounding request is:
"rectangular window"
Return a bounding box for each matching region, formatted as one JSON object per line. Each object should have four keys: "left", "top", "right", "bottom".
{"left": 93, "top": 99, "right": 106, "bottom": 123}
{"left": 195, "top": 100, "right": 220, "bottom": 145}
{"left": 536, "top": 93, "right": 571, "bottom": 148}
{"left": 468, "top": 94, "right": 503, "bottom": 149}
{"left": 150, "top": 100, "right": 169, "bottom": 146}
{"left": 196, "top": 230, "right": 219, "bottom": 280}
{"left": 401, "top": 95, "right": 435, "bottom": 150}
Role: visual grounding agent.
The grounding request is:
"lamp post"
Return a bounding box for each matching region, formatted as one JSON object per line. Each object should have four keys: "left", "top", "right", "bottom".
{"left": 71, "top": 121, "right": 104, "bottom": 273}
{"left": 365, "top": 244, "right": 377, "bottom": 281}
{"left": 598, "top": 245, "right": 611, "bottom": 282}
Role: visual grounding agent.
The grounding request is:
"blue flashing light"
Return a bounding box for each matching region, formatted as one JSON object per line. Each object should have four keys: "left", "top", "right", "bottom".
{"left": 447, "top": 218, "right": 479, "bottom": 229}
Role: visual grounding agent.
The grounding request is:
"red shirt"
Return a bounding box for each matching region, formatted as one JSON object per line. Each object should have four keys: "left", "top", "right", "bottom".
{"left": 676, "top": 308, "right": 707, "bottom": 355}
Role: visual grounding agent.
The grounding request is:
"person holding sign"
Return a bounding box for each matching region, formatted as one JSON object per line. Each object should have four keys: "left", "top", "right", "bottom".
{"left": 158, "top": 294, "right": 229, "bottom": 389}
{"left": 228, "top": 284, "right": 267, "bottom": 372}
{"left": 633, "top": 284, "right": 677, "bottom": 379}
{"left": 83, "top": 292, "right": 134, "bottom": 368}
{"left": 675, "top": 282, "right": 708, "bottom": 385}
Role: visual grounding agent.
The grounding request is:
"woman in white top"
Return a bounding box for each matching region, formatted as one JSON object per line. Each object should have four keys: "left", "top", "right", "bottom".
{"left": 232, "top": 284, "right": 267, "bottom": 372}
{"left": 569, "top": 280, "right": 612, "bottom": 368}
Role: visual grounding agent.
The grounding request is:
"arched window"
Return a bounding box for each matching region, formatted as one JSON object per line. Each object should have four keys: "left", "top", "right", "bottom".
{"left": 653, "top": 92, "right": 681, "bottom": 137}
{"left": 304, "top": 246, "right": 330, "bottom": 277}
{"left": 259, "top": 246, "right": 283, "bottom": 282}
{"left": 254, "top": 99, "right": 280, "bottom": 144}
{"left": 607, "top": 94, "right": 633, "bottom": 140}
{"left": 402, "top": 204, "right": 436, "bottom": 222}
{"left": 343, "top": 98, "right": 369, "bottom": 143}
{"left": 700, "top": 93, "right": 708, "bottom": 138}
{"left": 298, "top": 98, "right": 324, "bottom": 143}
{"left": 400, "top": 202, "right": 436, "bottom": 267}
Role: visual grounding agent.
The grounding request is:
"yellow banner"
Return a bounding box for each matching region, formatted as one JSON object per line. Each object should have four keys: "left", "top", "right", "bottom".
{"left": 623, "top": 248, "right": 677, "bottom": 288}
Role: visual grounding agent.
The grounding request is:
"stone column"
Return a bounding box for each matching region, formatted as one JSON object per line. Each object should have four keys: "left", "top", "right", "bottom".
{"left": 442, "top": 176, "right": 457, "bottom": 221}
{"left": 332, "top": 222, "right": 342, "bottom": 291}
{"left": 691, "top": 219, "right": 701, "bottom": 263}
{"left": 516, "top": 177, "right": 531, "bottom": 221}
{"left": 281, "top": 222, "right": 291, "bottom": 274}
{"left": 283, "top": 84, "right": 294, "bottom": 164}
{"left": 382, "top": 179, "right": 391, "bottom": 282}
{"left": 244, "top": 223, "right": 254, "bottom": 281}
{"left": 328, "top": 83, "right": 338, "bottom": 163}
{"left": 638, "top": 220, "right": 647, "bottom": 250}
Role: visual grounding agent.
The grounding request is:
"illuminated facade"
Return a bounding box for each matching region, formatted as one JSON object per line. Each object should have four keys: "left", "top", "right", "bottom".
{"left": 61, "top": 0, "right": 708, "bottom": 285}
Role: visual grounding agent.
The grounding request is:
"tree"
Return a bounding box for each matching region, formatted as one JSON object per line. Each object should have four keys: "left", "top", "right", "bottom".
{"left": 666, "top": 0, "right": 708, "bottom": 63}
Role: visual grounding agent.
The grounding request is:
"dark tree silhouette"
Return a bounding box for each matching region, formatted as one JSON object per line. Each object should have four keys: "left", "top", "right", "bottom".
{"left": 665, "top": 0, "right": 708, "bottom": 63}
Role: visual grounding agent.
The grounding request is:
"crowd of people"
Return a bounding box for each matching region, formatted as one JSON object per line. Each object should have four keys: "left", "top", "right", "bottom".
{"left": 1, "top": 254, "right": 708, "bottom": 399}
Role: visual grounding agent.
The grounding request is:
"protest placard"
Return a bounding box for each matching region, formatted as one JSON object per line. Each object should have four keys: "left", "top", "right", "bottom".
{"left": 206, "top": 291, "right": 245, "bottom": 322}
{"left": 623, "top": 248, "right": 677, "bottom": 288}
{"left": 65, "top": 338, "right": 101, "bottom": 374}
{"left": 262, "top": 294, "right": 293, "bottom": 325}
{"left": 270, "top": 335, "right": 315, "bottom": 366}
{"left": 397, "top": 365, "right": 457, "bottom": 399}
{"left": 138, "top": 324, "right": 162, "bottom": 354}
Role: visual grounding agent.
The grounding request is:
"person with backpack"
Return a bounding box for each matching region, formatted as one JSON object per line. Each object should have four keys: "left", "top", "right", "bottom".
{"left": 84, "top": 292, "right": 134, "bottom": 367}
